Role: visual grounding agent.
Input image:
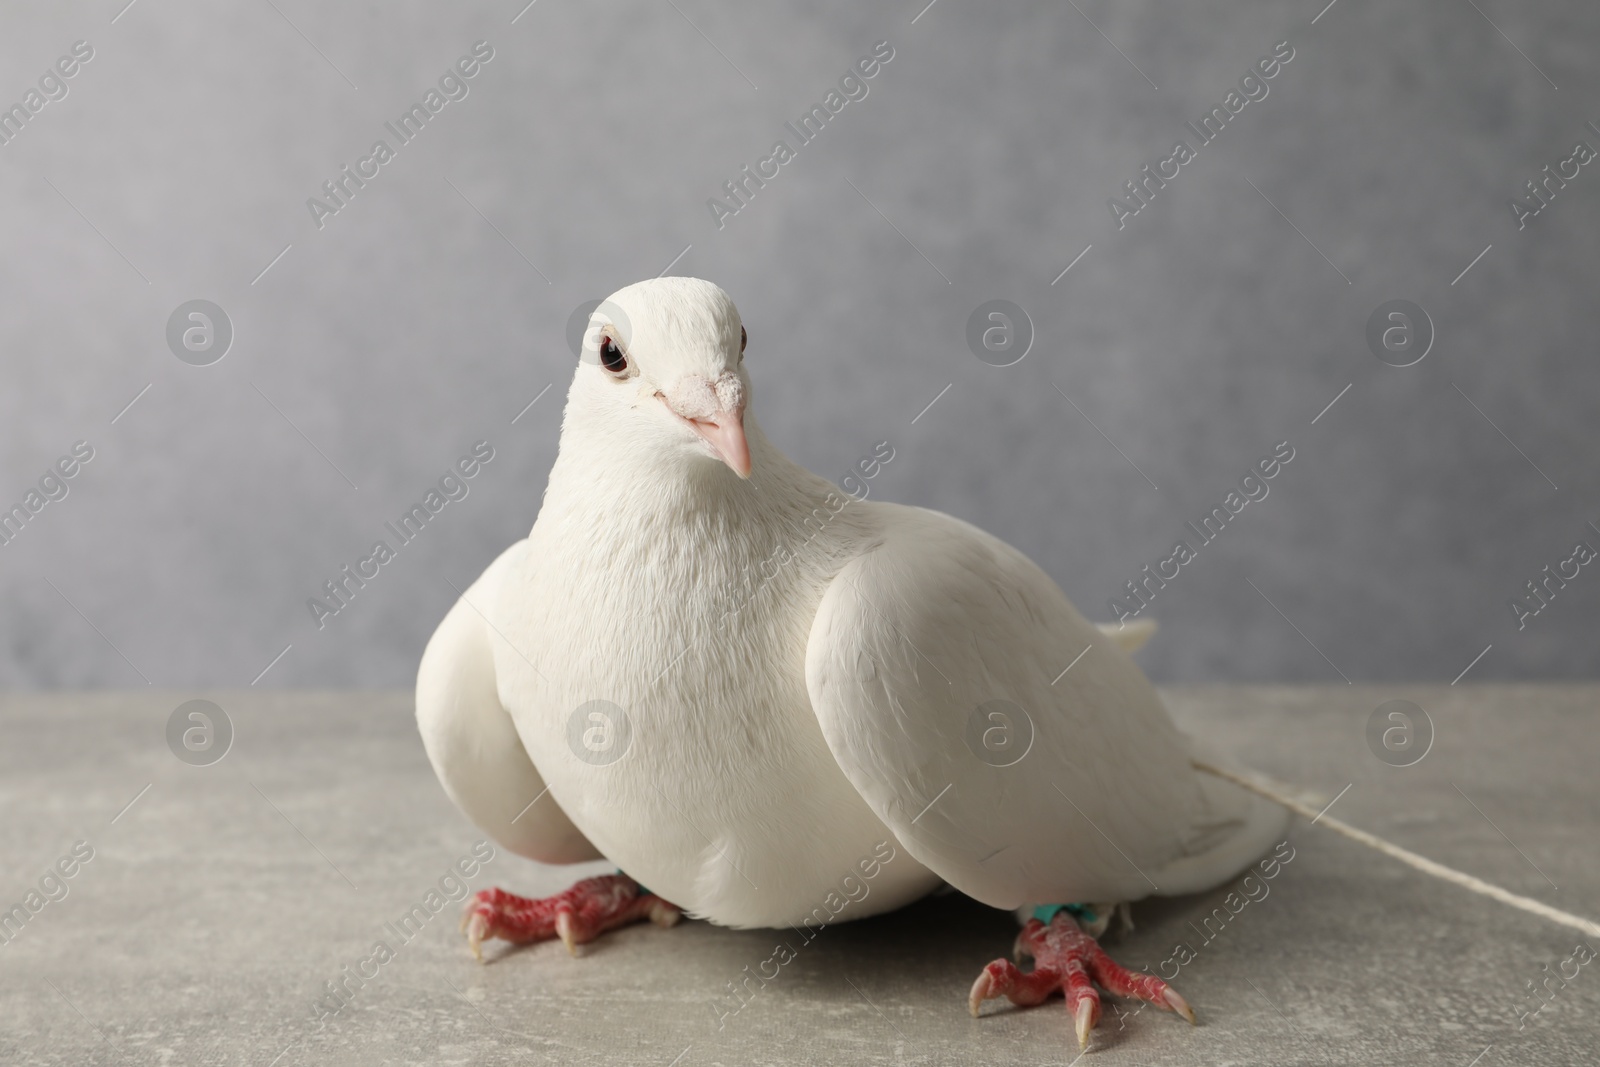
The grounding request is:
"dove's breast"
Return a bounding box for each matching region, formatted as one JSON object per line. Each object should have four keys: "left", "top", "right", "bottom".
{"left": 488, "top": 482, "right": 942, "bottom": 929}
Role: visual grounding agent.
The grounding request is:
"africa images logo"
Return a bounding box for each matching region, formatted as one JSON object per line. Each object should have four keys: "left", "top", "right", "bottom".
{"left": 1106, "top": 39, "right": 1295, "bottom": 230}
{"left": 305, "top": 41, "right": 495, "bottom": 231}
{"left": 706, "top": 41, "right": 895, "bottom": 230}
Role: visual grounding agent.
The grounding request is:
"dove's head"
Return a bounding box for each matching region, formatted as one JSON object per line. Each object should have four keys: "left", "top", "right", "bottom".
{"left": 570, "top": 277, "right": 752, "bottom": 479}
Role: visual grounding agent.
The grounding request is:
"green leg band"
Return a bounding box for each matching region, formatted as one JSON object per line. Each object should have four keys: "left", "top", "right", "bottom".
{"left": 1032, "top": 902, "right": 1097, "bottom": 925}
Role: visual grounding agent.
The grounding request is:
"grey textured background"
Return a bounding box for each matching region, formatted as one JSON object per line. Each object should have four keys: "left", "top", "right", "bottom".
{"left": 1, "top": 0, "right": 1596, "bottom": 689}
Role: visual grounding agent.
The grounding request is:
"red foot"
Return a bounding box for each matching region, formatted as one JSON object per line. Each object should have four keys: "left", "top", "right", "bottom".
{"left": 969, "top": 912, "right": 1194, "bottom": 1049}
{"left": 461, "top": 874, "right": 681, "bottom": 960}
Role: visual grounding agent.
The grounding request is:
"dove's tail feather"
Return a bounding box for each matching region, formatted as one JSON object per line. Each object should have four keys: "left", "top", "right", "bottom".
{"left": 1097, "top": 618, "right": 1158, "bottom": 655}
{"left": 1139, "top": 745, "right": 1294, "bottom": 897}
{"left": 1194, "top": 760, "right": 1600, "bottom": 941}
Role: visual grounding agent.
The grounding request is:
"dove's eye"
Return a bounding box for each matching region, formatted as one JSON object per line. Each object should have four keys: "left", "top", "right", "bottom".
{"left": 599, "top": 335, "right": 630, "bottom": 376}
{"left": 739, "top": 326, "right": 747, "bottom": 360}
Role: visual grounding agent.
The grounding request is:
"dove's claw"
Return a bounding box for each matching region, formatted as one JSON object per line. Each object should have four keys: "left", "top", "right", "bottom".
{"left": 1164, "top": 988, "right": 1197, "bottom": 1025}
{"left": 464, "top": 910, "right": 489, "bottom": 961}
{"left": 1074, "top": 996, "right": 1098, "bottom": 1050}
{"left": 460, "top": 874, "right": 681, "bottom": 961}
{"left": 968, "top": 911, "right": 1193, "bottom": 1047}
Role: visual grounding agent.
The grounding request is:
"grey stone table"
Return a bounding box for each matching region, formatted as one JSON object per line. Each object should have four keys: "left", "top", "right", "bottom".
{"left": 2, "top": 685, "right": 1596, "bottom": 1066}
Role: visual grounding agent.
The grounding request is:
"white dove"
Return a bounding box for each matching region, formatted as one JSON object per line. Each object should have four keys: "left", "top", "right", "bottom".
{"left": 416, "top": 276, "right": 1289, "bottom": 1048}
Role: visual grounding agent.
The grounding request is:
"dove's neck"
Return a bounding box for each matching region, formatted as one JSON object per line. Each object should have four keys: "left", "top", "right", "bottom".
{"left": 541, "top": 414, "right": 865, "bottom": 568}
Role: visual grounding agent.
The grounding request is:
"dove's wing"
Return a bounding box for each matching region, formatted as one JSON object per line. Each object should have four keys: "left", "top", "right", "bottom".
{"left": 805, "top": 504, "right": 1287, "bottom": 910}
{"left": 416, "top": 541, "right": 602, "bottom": 864}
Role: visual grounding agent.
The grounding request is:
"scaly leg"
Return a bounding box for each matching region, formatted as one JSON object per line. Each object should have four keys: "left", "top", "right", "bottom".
{"left": 461, "top": 873, "right": 681, "bottom": 960}
{"left": 969, "top": 911, "right": 1194, "bottom": 1049}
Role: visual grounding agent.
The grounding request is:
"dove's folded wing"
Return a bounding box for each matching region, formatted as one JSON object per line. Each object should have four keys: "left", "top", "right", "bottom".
{"left": 804, "top": 504, "right": 1287, "bottom": 910}
{"left": 417, "top": 541, "right": 603, "bottom": 865}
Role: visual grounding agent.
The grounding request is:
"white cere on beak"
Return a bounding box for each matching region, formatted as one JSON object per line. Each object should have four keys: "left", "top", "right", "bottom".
{"left": 666, "top": 372, "right": 744, "bottom": 421}
{"left": 662, "top": 372, "right": 751, "bottom": 478}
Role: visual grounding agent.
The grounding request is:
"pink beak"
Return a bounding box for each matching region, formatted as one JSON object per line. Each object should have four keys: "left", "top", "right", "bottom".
{"left": 687, "top": 408, "right": 751, "bottom": 478}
